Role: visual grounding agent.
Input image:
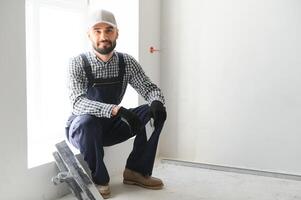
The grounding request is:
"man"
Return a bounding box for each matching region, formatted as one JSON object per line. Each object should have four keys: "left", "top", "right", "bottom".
{"left": 66, "top": 9, "right": 167, "bottom": 199}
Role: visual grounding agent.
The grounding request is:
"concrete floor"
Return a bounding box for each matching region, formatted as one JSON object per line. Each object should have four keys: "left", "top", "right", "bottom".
{"left": 58, "top": 162, "right": 301, "bottom": 200}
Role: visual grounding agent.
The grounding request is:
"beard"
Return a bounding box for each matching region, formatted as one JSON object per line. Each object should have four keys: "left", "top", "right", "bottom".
{"left": 93, "top": 40, "right": 117, "bottom": 55}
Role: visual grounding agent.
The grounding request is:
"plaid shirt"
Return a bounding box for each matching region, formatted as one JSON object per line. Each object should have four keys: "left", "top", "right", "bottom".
{"left": 68, "top": 51, "right": 165, "bottom": 118}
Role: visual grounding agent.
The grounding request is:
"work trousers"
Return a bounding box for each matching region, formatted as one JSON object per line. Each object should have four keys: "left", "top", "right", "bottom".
{"left": 68, "top": 104, "right": 164, "bottom": 185}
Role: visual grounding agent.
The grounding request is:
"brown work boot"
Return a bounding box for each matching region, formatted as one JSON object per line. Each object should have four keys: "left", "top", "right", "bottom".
{"left": 123, "top": 168, "right": 164, "bottom": 190}
{"left": 96, "top": 184, "right": 111, "bottom": 199}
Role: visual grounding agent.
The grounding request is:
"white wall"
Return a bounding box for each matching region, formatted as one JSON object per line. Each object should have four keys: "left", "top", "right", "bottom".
{"left": 160, "top": 0, "right": 301, "bottom": 175}
{"left": 138, "top": 0, "right": 161, "bottom": 89}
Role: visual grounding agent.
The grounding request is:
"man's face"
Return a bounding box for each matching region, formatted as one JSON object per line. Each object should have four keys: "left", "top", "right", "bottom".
{"left": 88, "top": 23, "right": 118, "bottom": 55}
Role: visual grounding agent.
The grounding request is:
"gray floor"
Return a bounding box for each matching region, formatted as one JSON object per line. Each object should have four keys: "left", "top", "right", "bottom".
{"left": 59, "top": 162, "right": 301, "bottom": 200}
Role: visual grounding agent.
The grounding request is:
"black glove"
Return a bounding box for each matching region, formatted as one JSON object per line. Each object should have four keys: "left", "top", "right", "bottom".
{"left": 117, "top": 107, "right": 143, "bottom": 134}
{"left": 150, "top": 100, "right": 167, "bottom": 127}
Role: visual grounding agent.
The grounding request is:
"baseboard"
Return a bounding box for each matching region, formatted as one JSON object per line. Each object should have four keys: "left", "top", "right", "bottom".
{"left": 161, "top": 158, "right": 301, "bottom": 182}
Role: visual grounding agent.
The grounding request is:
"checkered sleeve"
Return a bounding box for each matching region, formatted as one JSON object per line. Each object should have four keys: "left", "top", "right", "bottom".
{"left": 126, "top": 54, "right": 165, "bottom": 105}
{"left": 67, "top": 56, "right": 115, "bottom": 118}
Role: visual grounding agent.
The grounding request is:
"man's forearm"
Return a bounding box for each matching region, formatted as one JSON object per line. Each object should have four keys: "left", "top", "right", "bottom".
{"left": 73, "top": 96, "right": 115, "bottom": 118}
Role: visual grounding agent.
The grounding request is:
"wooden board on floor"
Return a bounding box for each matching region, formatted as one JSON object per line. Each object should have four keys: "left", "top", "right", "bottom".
{"left": 53, "top": 140, "right": 103, "bottom": 200}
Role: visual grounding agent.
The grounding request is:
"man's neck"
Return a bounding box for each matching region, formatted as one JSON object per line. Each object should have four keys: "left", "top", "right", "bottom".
{"left": 93, "top": 50, "right": 114, "bottom": 62}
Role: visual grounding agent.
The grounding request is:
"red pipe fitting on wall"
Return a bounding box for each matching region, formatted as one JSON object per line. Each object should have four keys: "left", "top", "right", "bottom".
{"left": 149, "top": 46, "right": 160, "bottom": 53}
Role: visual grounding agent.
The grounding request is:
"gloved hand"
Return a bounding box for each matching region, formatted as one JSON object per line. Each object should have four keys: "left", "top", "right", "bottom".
{"left": 117, "top": 107, "right": 143, "bottom": 134}
{"left": 150, "top": 100, "right": 167, "bottom": 127}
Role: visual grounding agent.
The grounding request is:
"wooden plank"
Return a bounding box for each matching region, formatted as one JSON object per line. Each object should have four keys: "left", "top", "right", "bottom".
{"left": 55, "top": 141, "right": 103, "bottom": 200}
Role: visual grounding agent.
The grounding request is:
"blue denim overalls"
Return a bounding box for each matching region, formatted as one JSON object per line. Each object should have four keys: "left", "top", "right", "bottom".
{"left": 67, "top": 53, "right": 165, "bottom": 185}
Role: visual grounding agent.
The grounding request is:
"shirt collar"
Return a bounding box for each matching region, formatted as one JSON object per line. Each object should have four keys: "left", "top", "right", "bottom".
{"left": 89, "top": 50, "right": 117, "bottom": 65}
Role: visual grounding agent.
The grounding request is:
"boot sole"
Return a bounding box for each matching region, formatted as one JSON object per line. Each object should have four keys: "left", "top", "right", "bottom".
{"left": 123, "top": 179, "right": 163, "bottom": 190}
{"left": 100, "top": 192, "right": 111, "bottom": 199}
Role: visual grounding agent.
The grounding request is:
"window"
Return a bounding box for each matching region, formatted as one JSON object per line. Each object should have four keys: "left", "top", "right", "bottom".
{"left": 26, "top": 0, "right": 139, "bottom": 168}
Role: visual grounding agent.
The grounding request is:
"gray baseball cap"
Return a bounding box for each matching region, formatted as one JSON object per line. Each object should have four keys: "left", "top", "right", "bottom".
{"left": 88, "top": 9, "right": 117, "bottom": 29}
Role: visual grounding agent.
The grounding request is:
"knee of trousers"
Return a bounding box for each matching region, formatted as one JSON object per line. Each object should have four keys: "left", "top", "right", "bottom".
{"left": 70, "top": 114, "right": 104, "bottom": 141}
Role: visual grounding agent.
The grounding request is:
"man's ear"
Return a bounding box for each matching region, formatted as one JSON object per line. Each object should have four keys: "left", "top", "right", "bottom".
{"left": 116, "top": 28, "right": 119, "bottom": 39}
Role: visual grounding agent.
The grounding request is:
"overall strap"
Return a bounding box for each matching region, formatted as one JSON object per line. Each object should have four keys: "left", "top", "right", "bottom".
{"left": 117, "top": 52, "right": 126, "bottom": 82}
{"left": 80, "top": 54, "right": 94, "bottom": 87}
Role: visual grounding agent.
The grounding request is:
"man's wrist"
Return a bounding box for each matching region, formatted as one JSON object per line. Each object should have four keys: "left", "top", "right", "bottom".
{"left": 112, "top": 106, "right": 121, "bottom": 116}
